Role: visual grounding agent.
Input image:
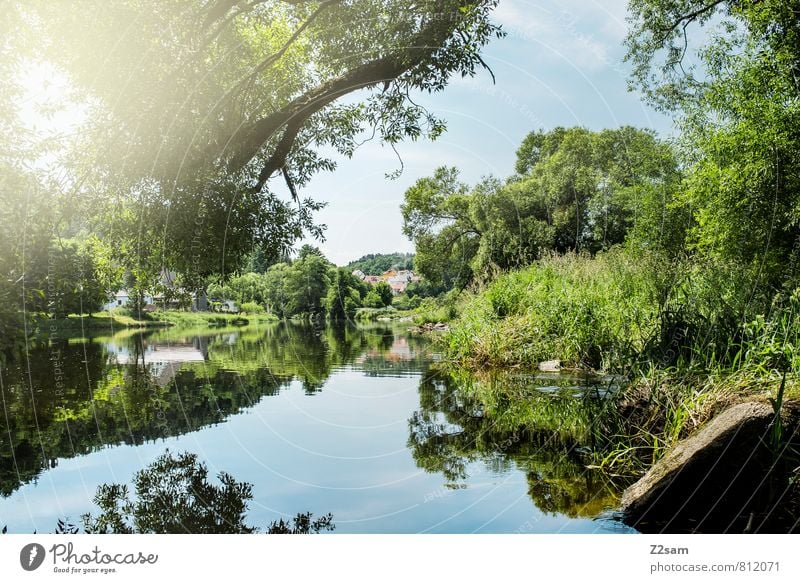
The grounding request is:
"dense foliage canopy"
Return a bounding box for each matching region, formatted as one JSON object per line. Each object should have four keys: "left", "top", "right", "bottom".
{"left": 402, "top": 127, "right": 683, "bottom": 286}
{"left": 0, "top": 0, "right": 503, "bottom": 355}
{"left": 345, "top": 252, "right": 415, "bottom": 275}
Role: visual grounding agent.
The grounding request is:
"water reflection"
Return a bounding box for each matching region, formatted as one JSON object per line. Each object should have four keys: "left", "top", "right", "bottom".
{"left": 408, "top": 370, "right": 627, "bottom": 519}
{"left": 1, "top": 322, "right": 632, "bottom": 532}
{"left": 0, "top": 323, "right": 430, "bottom": 497}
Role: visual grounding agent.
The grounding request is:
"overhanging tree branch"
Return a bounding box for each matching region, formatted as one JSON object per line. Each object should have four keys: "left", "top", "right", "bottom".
{"left": 228, "top": 0, "right": 465, "bottom": 186}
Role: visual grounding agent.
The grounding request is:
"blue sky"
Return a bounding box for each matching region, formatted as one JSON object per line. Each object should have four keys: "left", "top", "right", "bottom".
{"left": 300, "top": 0, "right": 675, "bottom": 265}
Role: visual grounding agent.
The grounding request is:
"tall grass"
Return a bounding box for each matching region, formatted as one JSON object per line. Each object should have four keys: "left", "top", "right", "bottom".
{"left": 440, "top": 248, "right": 800, "bottom": 477}
{"left": 444, "top": 249, "right": 800, "bottom": 375}
{"left": 444, "top": 250, "right": 663, "bottom": 371}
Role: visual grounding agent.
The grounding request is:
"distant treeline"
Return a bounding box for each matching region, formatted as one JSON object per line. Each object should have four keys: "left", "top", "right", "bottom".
{"left": 344, "top": 253, "right": 415, "bottom": 275}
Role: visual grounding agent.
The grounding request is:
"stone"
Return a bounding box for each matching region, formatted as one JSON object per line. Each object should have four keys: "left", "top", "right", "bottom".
{"left": 620, "top": 401, "right": 785, "bottom": 532}
{"left": 538, "top": 359, "right": 561, "bottom": 372}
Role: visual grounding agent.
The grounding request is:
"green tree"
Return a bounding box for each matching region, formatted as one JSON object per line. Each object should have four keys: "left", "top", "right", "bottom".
{"left": 81, "top": 451, "right": 335, "bottom": 534}
{"left": 374, "top": 281, "right": 394, "bottom": 307}
{"left": 326, "top": 268, "right": 364, "bottom": 320}
{"left": 83, "top": 451, "right": 255, "bottom": 534}
{"left": 402, "top": 128, "right": 680, "bottom": 285}
{"left": 625, "top": 0, "right": 800, "bottom": 300}
{"left": 4, "top": 0, "right": 504, "bottom": 293}
{"left": 401, "top": 166, "right": 478, "bottom": 288}
{"left": 346, "top": 252, "right": 415, "bottom": 275}
{"left": 285, "top": 253, "right": 333, "bottom": 318}
{"left": 263, "top": 263, "right": 293, "bottom": 318}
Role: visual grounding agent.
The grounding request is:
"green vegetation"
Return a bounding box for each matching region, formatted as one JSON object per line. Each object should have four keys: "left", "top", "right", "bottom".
{"left": 402, "top": 127, "right": 682, "bottom": 287}
{"left": 409, "top": 369, "right": 624, "bottom": 515}
{"left": 443, "top": 251, "right": 662, "bottom": 370}
{"left": 153, "top": 310, "right": 276, "bottom": 327}
{"left": 81, "top": 451, "right": 334, "bottom": 534}
{"left": 0, "top": 0, "right": 502, "bottom": 358}
{"left": 345, "top": 252, "right": 415, "bottom": 275}
{"left": 396, "top": 0, "right": 800, "bottom": 490}
{"left": 34, "top": 311, "right": 169, "bottom": 334}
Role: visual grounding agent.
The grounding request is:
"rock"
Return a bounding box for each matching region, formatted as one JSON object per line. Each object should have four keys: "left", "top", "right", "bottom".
{"left": 409, "top": 322, "right": 450, "bottom": 333}
{"left": 620, "top": 401, "right": 791, "bottom": 532}
{"left": 538, "top": 359, "right": 561, "bottom": 372}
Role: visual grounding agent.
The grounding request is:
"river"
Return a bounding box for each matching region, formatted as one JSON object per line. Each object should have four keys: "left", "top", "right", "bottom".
{"left": 0, "top": 321, "right": 634, "bottom": 533}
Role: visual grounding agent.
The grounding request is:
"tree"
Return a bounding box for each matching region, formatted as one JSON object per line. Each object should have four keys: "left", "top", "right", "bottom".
{"left": 401, "top": 166, "right": 478, "bottom": 287}
{"left": 326, "top": 268, "right": 364, "bottom": 320}
{"left": 83, "top": 451, "right": 256, "bottom": 534}
{"left": 374, "top": 281, "right": 394, "bottom": 307}
{"left": 284, "top": 252, "right": 333, "bottom": 318}
{"left": 402, "top": 128, "right": 681, "bottom": 285}
{"left": 81, "top": 450, "right": 335, "bottom": 534}
{"left": 625, "top": 0, "right": 800, "bottom": 299}
{"left": 4, "top": 1, "right": 504, "bottom": 291}
{"left": 345, "top": 252, "right": 415, "bottom": 275}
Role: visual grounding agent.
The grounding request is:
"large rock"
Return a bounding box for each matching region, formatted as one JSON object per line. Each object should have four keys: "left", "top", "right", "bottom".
{"left": 620, "top": 401, "right": 790, "bottom": 532}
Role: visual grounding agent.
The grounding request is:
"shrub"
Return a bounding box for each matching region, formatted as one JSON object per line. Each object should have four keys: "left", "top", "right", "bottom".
{"left": 239, "top": 301, "right": 265, "bottom": 314}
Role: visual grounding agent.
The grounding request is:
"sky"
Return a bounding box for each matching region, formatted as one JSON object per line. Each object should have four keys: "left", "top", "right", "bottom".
{"left": 298, "top": 0, "right": 676, "bottom": 265}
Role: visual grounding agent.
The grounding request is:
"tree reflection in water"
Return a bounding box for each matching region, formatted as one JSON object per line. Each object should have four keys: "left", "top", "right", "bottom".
{"left": 408, "top": 369, "right": 629, "bottom": 518}
{"left": 78, "top": 451, "right": 334, "bottom": 534}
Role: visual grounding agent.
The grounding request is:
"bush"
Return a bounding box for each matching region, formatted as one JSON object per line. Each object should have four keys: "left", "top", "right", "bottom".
{"left": 239, "top": 301, "right": 265, "bottom": 314}
{"left": 363, "top": 290, "right": 385, "bottom": 308}
{"left": 444, "top": 250, "right": 663, "bottom": 370}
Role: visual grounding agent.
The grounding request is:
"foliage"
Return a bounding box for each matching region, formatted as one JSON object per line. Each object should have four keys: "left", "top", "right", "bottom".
{"left": 2, "top": 0, "right": 504, "bottom": 292}
{"left": 413, "top": 289, "right": 462, "bottom": 324}
{"left": 392, "top": 294, "right": 422, "bottom": 310}
{"left": 345, "top": 252, "right": 415, "bottom": 275}
{"left": 402, "top": 128, "right": 683, "bottom": 286}
{"left": 326, "top": 268, "right": 366, "bottom": 320}
{"left": 266, "top": 512, "right": 335, "bottom": 534}
{"left": 82, "top": 451, "right": 256, "bottom": 533}
{"left": 76, "top": 450, "right": 335, "bottom": 534}
{"left": 240, "top": 301, "right": 266, "bottom": 314}
{"left": 625, "top": 0, "right": 800, "bottom": 287}
{"left": 443, "top": 251, "right": 664, "bottom": 370}
{"left": 374, "top": 281, "right": 394, "bottom": 307}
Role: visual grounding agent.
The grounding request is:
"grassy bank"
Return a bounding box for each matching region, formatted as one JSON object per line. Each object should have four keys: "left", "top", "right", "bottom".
{"left": 35, "top": 311, "right": 170, "bottom": 334}
{"left": 34, "top": 309, "right": 279, "bottom": 335}
{"left": 152, "top": 309, "right": 277, "bottom": 327}
{"left": 438, "top": 250, "right": 800, "bottom": 476}
{"left": 442, "top": 251, "right": 663, "bottom": 370}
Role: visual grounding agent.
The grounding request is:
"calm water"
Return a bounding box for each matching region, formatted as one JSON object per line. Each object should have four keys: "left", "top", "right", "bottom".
{"left": 0, "top": 322, "right": 634, "bottom": 533}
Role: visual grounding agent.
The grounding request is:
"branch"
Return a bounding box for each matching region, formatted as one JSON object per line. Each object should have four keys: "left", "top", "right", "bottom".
{"left": 282, "top": 166, "right": 299, "bottom": 201}
{"left": 202, "top": 0, "right": 310, "bottom": 29}
{"left": 654, "top": 0, "right": 728, "bottom": 43}
{"left": 219, "top": 0, "right": 342, "bottom": 107}
{"left": 458, "top": 29, "right": 495, "bottom": 84}
{"left": 229, "top": 0, "right": 460, "bottom": 183}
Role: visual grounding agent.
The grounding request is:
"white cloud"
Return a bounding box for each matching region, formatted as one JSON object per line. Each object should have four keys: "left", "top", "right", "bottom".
{"left": 491, "top": 0, "right": 629, "bottom": 72}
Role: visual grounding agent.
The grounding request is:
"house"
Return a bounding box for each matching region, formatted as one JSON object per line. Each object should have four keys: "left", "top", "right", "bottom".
{"left": 102, "top": 290, "right": 131, "bottom": 311}
{"left": 350, "top": 268, "right": 418, "bottom": 294}
{"left": 218, "top": 299, "right": 239, "bottom": 313}
{"left": 104, "top": 268, "right": 204, "bottom": 312}
{"left": 102, "top": 290, "right": 154, "bottom": 311}
{"left": 386, "top": 270, "right": 414, "bottom": 294}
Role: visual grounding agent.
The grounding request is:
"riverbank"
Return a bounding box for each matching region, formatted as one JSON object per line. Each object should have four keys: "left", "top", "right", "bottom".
{"left": 36, "top": 311, "right": 170, "bottom": 333}
{"left": 153, "top": 309, "right": 277, "bottom": 327}
{"left": 433, "top": 251, "right": 800, "bottom": 531}
{"left": 34, "top": 309, "right": 279, "bottom": 335}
